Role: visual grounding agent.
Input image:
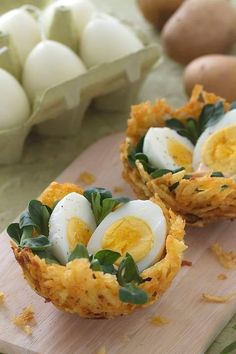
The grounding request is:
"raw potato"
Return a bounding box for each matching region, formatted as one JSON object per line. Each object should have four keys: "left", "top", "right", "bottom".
{"left": 184, "top": 55, "right": 236, "bottom": 102}
{"left": 138, "top": 0, "right": 184, "bottom": 30}
{"left": 161, "top": 0, "right": 236, "bottom": 64}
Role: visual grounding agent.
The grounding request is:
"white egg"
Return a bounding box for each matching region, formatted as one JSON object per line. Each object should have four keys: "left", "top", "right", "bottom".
{"left": 0, "top": 9, "right": 41, "bottom": 65}
{"left": 143, "top": 127, "right": 194, "bottom": 171}
{"left": 87, "top": 200, "right": 167, "bottom": 272}
{"left": 22, "top": 40, "right": 86, "bottom": 102}
{"left": 43, "top": 0, "right": 96, "bottom": 37}
{"left": 80, "top": 14, "right": 144, "bottom": 68}
{"left": 193, "top": 110, "right": 236, "bottom": 175}
{"left": 0, "top": 69, "right": 30, "bottom": 130}
{"left": 49, "top": 192, "right": 96, "bottom": 265}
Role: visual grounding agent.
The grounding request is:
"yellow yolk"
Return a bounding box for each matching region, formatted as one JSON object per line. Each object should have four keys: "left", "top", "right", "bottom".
{"left": 102, "top": 216, "right": 154, "bottom": 263}
{"left": 67, "top": 217, "right": 92, "bottom": 251}
{"left": 202, "top": 125, "right": 236, "bottom": 175}
{"left": 168, "top": 139, "right": 193, "bottom": 171}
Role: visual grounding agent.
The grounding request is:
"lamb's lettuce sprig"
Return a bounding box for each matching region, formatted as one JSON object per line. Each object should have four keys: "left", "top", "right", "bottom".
{"left": 83, "top": 187, "right": 130, "bottom": 225}
{"left": 7, "top": 200, "right": 58, "bottom": 264}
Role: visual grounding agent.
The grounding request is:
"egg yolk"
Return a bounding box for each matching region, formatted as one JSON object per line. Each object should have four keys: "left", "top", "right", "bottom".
{"left": 67, "top": 217, "right": 92, "bottom": 251}
{"left": 168, "top": 139, "right": 193, "bottom": 171}
{"left": 202, "top": 125, "right": 236, "bottom": 175}
{"left": 102, "top": 216, "right": 154, "bottom": 263}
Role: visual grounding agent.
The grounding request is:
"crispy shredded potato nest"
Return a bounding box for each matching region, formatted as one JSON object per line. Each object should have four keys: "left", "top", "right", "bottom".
{"left": 12, "top": 182, "right": 186, "bottom": 319}
{"left": 121, "top": 85, "right": 236, "bottom": 226}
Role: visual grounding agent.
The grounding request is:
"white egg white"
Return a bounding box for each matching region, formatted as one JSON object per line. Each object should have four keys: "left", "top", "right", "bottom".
{"left": 49, "top": 192, "right": 96, "bottom": 265}
{"left": 80, "top": 14, "right": 143, "bottom": 68}
{"left": 143, "top": 127, "right": 194, "bottom": 170}
{"left": 193, "top": 109, "right": 236, "bottom": 171}
{"left": 87, "top": 200, "right": 167, "bottom": 272}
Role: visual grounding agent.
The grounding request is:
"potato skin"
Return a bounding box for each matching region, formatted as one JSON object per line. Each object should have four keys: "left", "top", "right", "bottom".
{"left": 184, "top": 55, "right": 236, "bottom": 102}
{"left": 138, "top": 0, "right": 184, "bottom": 30}
{"left": 161, "top": 0, "right": 236, "bottom": 64}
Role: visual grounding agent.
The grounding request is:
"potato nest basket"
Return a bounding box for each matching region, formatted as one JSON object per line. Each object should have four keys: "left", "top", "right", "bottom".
{"left": 121, "top": 85, "right": 236, "bottom": 227}
{"left": 10, "top": 182, "right": 186, "bottom": 319}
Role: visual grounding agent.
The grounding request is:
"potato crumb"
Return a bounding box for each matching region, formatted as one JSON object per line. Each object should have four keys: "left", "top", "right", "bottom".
{"left": 0, "top": 292, "right": 5, "bottom": 304}
{"left": 78, "top": 171, "right": 96, "bottom": 186}
{"left": 13, "top": 305, "right": 35, "bottom": 334}
{"left": 202, "top": 292, "right": 236, "bottom": 303}
{"left": 217, "top": 273, "right": 228, "bottom": 280}
{"left": 181, "top": 260, "right": 192, "bottom": 267}
{"left": 97, "top": 345, "right": 106, "bottom": 354}
{"left": 151, "top": 315, "right": 169, "bottom": 326}
{"left": 113, "top": 186, "right": 124, "bottom": 194}
{"left": 211, "top": 243, "right": 236, "bottom": 269}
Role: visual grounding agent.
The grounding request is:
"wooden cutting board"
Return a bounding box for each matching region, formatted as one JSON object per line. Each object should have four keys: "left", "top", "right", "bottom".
{"left": 0, "top": 133, "right": 236, "bottom": 354}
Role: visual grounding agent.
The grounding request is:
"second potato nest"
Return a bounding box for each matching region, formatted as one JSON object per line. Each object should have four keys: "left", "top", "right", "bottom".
{"left": 121, "top": 85, "right": 236, "bottom": 226}
{"left": 10, "top": 182, "right": 186, "bottom": 319}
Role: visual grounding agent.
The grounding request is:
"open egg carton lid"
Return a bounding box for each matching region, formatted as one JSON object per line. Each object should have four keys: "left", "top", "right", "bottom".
{"left": 0, "top": 2, "right": 161, "bottom": 165}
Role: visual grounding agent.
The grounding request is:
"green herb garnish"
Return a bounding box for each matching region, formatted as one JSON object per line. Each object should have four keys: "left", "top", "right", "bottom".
{"left": 117, "top": 253, "right": 143, "bottom": 286}
{"left": 21, "top": 235, "right": 51, "bottom": 251}
{"left": 221, "top": 185, "right": 229, "bottom": 192}
{"left": 169, "top": 182, "right": 179, "bottom": 192}
{"left": 117, "top": 253, "right": 147, "bottom": 305}
{"left": 35, "top": 250, "right": 60, "bottom": 264}
{"left": 68, "top": 244, "right": 89, "bottom": 262}
{"left": 7, "top": 200, "right": 53, "bottom": 256}
{"left": 211, "top": 171, "right": 224, "bottom": 177}
{"left": 83, "top": 187, "right": 130, "bottom": 225}
{"left": 119, "top": 284, "right": 148, "bottom": 305}
{"left": 166, "top": 101, "right": 225, "bottom": 145}
{"left": 7, "top": 223, "right": 22, "bottom": 245}
{"left": 94, "top": 249, "right": 121, "bottom": 265}
{"left": 166, "top": 117, "right": 199, "bottom": 144}
{"left": 90, "top": 259, "right": 102, "bottom": 271}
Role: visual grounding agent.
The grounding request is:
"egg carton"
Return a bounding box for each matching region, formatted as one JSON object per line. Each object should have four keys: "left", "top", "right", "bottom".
{"left": 0, "top": 43, "right": 160, "bottom": 164}
{"left": 0, "top": 0, "right": 161, "bottom": 164}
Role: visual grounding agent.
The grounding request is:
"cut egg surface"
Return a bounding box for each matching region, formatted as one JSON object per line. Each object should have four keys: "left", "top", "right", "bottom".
{"left": 87, "top": 200, "right": 167, "bottom": 272}
{"left": 193, "top": 110, "right": 236, "bottom": 175}
{"left": 143, "top": 127, "right": 194, "bottom": 172}
{"left": 49, "top": 192, "right": 96, "bottom": 264}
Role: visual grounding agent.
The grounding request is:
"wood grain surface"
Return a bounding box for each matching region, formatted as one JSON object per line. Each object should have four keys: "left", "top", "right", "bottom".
{"left": 0, "top": 133, "right": 235, "bottom": 354}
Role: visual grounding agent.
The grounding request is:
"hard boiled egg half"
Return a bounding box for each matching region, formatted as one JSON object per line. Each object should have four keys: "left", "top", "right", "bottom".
{"left": 49, "top": 192, "right": 96, "bottom": 264}
{"left": 193, "top": 110, "right": 236, "bottom": 176}
{"left": 87, "top": 200, "right": 167, "bottom": 272}
{"left": 143, "top": 127, "right": 194, "bottom": 172}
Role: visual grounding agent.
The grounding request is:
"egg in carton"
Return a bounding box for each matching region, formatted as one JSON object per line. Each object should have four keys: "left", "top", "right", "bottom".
{"left": 121, "top": 85, "right": 236, "bottom": 226}
{"left": 0, "top": 2, "right": 160, "bottom": 164}
{"left": 9, "top": 182, "right": 186, "bottom": 318}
